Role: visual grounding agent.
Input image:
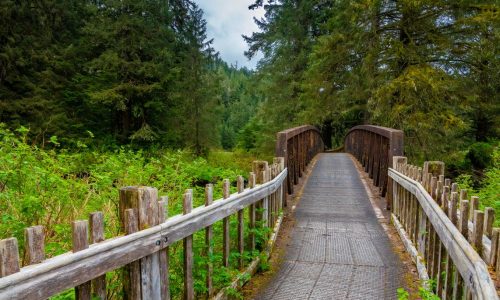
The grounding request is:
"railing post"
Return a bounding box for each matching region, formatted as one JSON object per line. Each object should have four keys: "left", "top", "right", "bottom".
{"left": 222, "top": 180, "right": 230, "bottom": 268}
{"left": 119, "top": 186, "right": 161, "bottom": 300}
{"left": 183, "top": 190, "right": 194, "bottom": 300}
{"left": 89, "top": 212, "right": 106, "bottom": 299}
{"left": 73, "top": 220, "right": 91, "bottom": 300}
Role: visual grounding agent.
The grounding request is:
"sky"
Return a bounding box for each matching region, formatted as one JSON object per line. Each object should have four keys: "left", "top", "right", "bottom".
{"left": 194, "top": 0, "right": 265, "bottom": 69}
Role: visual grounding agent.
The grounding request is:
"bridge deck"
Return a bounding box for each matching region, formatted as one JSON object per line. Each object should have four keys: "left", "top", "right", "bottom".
{"left": 256, "top": 153, "right": 405, "bottom": 299}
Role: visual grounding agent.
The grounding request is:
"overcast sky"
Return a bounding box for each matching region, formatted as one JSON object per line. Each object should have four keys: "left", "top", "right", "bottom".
{"left": 194, "top": 0, "right": 264, "bottom": 69}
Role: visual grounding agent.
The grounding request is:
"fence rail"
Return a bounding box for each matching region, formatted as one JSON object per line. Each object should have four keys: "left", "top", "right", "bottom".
{"left": 275, "top": 125, "right": 324, "bottom": 197}
{"left": 389, "top": 158, "right": 498, "bottom": 300}
{"left": 0, "top": 158, "right": 288, "bottom": 300}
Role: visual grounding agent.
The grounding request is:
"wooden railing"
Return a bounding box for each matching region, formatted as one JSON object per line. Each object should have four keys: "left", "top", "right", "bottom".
{"left": 390, "top": 158, "right": 498, "bottom": 300}
{"left": 0, "top": 158, "right": 287, "bottom": 299}
{"left": 275, "top": 125, "right": 324, "bottom": 198}
{"left": 344, "top": 125, "right": 404, "bottom": 199}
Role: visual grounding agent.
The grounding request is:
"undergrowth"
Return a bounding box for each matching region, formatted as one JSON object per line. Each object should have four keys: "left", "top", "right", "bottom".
{"left": 0, "top": 125, "right": 273, "bottom": 299}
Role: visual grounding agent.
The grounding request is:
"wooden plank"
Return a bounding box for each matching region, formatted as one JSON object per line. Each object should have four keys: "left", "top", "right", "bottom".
{"left": 484, "top": 207, "right": 495, "bottom": 239}
{"left": 223, "top": 179, "right": 230, "bottom": 268}
{"left": 73, "top": 220, "right": 91, "bottom": 300}
{"left": 248, "top": 172, "right": 256, "bottom": 252}
{"left": 205, "top": 185, "right": 213, "bottom": 298}
{"left": 490, "top": 228, "right": 499, "bottom": 268}
{"left": 138, "top": 187, "right": 161, "bottom": 300}
{"left": 0, "top": 170, "right": 288, "bottom": 299}
{"left": 90, "top": 212, "right": 106, "bottom": 300}
{"left": 24, "top": 226, "right": 45, "bottom": 265}
{"left": 124, "top": 209, "right": 140, "bottom": 300}
{"left": 237, "top": 176, "right": 245, "bottom": 269}
{"left": 262, "top": 170, "right": 269, "bottom": 229}
{"left": 460, "top": 200, "right": 470, "bottom": 240}
{"left": 120, "top": 186, "right": 161, "bottom": 300}
{"left": 444, "top": 190, "right": 457, "bottom": 299}
{"left": 497, "top": 235, "right": 500, "bottom": 285}
{"left": 183, "top": 190, "right": 194, "bottom": 300}
{"left": 452, "top": 198, "right": 469, "bottom": 299}
{"left": 0, "top": 238, "right": 20, "bottom": 277}
{"left": 473, "top": 210, "right": 485, "bottom": 255}
{"left": 158, "top": 197, "right": 170, "bottom": 300}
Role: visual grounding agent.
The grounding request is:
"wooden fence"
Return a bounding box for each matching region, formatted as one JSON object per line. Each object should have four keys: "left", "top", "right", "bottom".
{"left": 344, "top": 125, "right": 404, "bottom": 199}
{"left": 390, "top": 158, "right": 498, "bottom": 300}
{"left": 275, "top": 125, "right": 324, "bottom": 198}
{"left": 0, "top": 158, "right": 288, "bottom": 299}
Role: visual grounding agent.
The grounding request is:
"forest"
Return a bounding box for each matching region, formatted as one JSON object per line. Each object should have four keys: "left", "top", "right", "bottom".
{"left": 0, "top": 0, "right": 498, "bottom": 299}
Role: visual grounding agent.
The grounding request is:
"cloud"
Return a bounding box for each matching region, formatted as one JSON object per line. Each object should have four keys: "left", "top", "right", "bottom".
{"left": 194, "top": 0, "right": 264, "bottom": 69}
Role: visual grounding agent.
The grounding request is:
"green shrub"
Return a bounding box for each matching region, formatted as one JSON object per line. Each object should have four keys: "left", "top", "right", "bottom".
{"left": 466, "top": 142, "right": 494, "bottom": 169}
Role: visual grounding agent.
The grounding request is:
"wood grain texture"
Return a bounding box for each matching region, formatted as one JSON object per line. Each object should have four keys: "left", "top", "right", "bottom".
{"left": 490, "top": 228, "right": 499, "bottom": 268}
{"left": 90, "top": 212, "right": 106, "bottom": 300}
{"left": 248, "top": 172, "right": 256, "bottom": 252}
{"left": 124, "top": 209, "right": 140, "bottom": 300}
{"left": 0, "top": 238, "right": 20, "bottom": 277}
{"left": 222, "top": 180, "right": 230, "bottom": 268}
{"left": 473, "top": 210, "right": 485, "bottom": 255}
{"left": 72, "top": 220, "right": 91, "bottom": 300}
{"left": 24, "top": 226, "right": 45, "bottom": 266}
{"left": 237, "top": 176, "right": 245, "bottom": 269}
{"left": 484, "top": 207, "right": 495, "bottom": 239}
{"left": 158, "top": 197, "right": 170, "bottom": 300}
{"left": 183, "top": 190, "right": 194, "bottom": 300}
{"left": 204, "top": 185, "right": 213, "bottom": 298}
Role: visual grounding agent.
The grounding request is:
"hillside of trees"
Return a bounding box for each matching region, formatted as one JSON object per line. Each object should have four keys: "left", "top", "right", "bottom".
{"left": 0, "top": 0, "right": 261, "bottom": 154}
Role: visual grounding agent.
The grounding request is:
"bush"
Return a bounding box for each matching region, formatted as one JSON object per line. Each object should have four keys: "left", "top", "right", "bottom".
{"left": 466, "top": 142, "right": 494, "bottom": 169}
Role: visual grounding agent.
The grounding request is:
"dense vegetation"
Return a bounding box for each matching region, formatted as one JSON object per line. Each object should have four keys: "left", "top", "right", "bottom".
{"left": 0, "top": 0, "right": 260, "bottom": 153}
{"left": 0, "top": 125, "right": 270, "bottom": 299}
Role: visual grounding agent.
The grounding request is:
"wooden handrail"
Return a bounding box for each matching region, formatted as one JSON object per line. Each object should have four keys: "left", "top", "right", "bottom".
{"left": 389, "top": 162, "right": 498, "bottom": 299}
{"left": 0, "top": 168, "right": 287, "bottom": 299}
{"left": 344, "top": 125, "right": 404, "bottom": 201}
{"left": 275, "top": 125, "right": 324, "bottom": 197}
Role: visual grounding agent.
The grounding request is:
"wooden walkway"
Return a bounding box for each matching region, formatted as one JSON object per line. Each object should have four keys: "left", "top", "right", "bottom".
{"left": 256, "top": 153, "right": 405, "bottom": 299}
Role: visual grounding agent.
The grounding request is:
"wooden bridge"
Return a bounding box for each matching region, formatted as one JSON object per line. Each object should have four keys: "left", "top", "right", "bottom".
{"left": 0, "top": 125, "right": 498, "bottom": 299}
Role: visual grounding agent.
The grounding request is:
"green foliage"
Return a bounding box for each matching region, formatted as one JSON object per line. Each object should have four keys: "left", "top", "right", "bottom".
{"left": 397, "top": 288, "right": 409, "bottom": 300}
{"left": 466, "top": 142, "right": 494, "bottom": 169}
{"left": 455, "top": 143, "right": 499, "bottom": 226}
{"left": 0, "top": 125, "right": 247, "bottom": 252}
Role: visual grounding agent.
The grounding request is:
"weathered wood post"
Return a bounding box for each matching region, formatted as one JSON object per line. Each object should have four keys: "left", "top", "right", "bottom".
{"left": 119, "top": 186, "right": 161, "bottom": 300}
{"left": 158, "top": 196, "right": 170, "bottom": 300}
{"left": 274, "top": 157, "right": 285, "bottom": 208}
{"left": 90, "top": 212, "right": 106, "bottom": 299}
{"left": 0, "top": 238, "right": 20, "bottom": 277}
{"left": 183, "top": 190, "right": 194, "bottom": 300}
{"left": 237, "top": 176, "right": 245, "bottom": 269}
{"left": 222, "top": 180, "right": 230, "bottom": 268}
{"left": 248, "top": 172, "right": 256, "bottom": 252}
{"left": 73, "top": 220, "right": 91, "bottom": 300}
{"left": 23, "top": 225, "right": 45, "bottom": 266}
{"left": 205, "top": 185, "right": 214, "bottom": 297}
{"left": 392, "top": 156, "right": 407, "bottom": 215}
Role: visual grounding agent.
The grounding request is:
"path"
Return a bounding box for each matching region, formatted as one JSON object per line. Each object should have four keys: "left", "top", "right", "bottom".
{"left": 256, "top": 153, "right": 405, "bottom": 299}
